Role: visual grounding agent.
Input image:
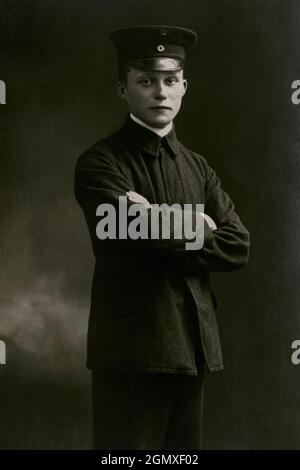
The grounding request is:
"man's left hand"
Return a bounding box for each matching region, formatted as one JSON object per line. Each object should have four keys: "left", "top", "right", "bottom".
{"left": 126, "top": 191, "right": 152, "bottom": 209}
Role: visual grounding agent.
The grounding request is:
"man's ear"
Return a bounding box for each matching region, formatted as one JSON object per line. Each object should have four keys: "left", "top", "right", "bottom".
{"left": 117, "top": 82, "right": 127, "bottom": 100}
{"left": 182, "top": 79, "right": 188, "bottom": 96}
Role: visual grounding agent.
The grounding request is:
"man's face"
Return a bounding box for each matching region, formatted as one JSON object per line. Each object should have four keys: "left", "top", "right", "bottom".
{"left": 119, "top": 67, "right": 187, "bottom": 129}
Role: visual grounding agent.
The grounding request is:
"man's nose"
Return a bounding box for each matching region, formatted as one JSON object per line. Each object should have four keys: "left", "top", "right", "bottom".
{"left": 154, "top": 82, "right": 168, "bottom": 100}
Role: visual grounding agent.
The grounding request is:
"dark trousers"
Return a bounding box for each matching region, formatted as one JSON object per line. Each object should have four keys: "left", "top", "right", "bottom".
{"left": 92, "top": 365, "right": 205, "bottom": 450}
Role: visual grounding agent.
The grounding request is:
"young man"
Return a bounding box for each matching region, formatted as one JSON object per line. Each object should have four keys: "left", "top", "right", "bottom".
{"left": 74, "top": 25, "right": 250, "bottom": 450}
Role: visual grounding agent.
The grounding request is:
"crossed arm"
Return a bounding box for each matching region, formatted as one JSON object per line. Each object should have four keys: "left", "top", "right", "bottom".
{"left": 75, "top": 151, "right": 250, "bottom": 272}
{"left": 127, "top": 190, "right": 218, "bottom": 231}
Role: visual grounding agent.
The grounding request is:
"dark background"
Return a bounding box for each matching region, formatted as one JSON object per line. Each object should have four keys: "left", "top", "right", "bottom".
{"left": 0, "top": 0, "right": 300, "bottom": 449}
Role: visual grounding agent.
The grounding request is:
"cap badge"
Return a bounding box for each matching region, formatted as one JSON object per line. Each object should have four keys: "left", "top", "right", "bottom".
{"left": 157, "top": 44, "right": 165, "bottom": 52}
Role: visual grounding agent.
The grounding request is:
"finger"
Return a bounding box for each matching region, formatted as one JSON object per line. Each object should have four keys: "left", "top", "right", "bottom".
{"left": 128, "top": 195, "right": 142, "bottom": 201}
{"left": 128, "top": 195, "right": 145, "bottom": 202}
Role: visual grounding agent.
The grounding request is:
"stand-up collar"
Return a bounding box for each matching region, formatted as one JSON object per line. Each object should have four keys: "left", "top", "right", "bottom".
{"left": 120, "top": 114, "right": 181, "bottom": 158}
{"left": 130, "top": 113, "right": 172, "bottom": 137}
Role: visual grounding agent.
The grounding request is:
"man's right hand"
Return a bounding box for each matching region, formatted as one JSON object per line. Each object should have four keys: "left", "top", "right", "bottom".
{"left": 199, "top": 212, "right": 217, "bottom": 231}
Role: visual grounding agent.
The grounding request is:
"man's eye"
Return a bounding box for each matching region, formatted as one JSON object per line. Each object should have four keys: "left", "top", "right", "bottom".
{"left": 140, "top": 79, "right": 152, "bottom": 86}
{"left": 166, "top": 77, "right": 178, "bottom": 85}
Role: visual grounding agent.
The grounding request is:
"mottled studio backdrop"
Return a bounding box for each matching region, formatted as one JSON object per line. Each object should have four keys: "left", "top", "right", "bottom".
{"left": 0, "top": 0, "right": 300, "bottom": 449}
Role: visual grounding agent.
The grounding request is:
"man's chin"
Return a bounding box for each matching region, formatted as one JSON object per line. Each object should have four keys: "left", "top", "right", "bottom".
{"left": 147, "top": 116, "right": 173, "bottom": 129}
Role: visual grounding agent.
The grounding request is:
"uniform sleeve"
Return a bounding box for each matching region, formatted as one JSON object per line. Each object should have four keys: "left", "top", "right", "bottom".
{"left": 183, "top": 161, "right": 250, "bottom": 272}
{"left": 74, "top": 150, "right": 213, "bottom": 256}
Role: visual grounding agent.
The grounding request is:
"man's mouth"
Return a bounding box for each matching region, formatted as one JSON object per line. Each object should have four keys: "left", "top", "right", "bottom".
{"left": 150, "top": 106, "right": 172, "bottom": 110}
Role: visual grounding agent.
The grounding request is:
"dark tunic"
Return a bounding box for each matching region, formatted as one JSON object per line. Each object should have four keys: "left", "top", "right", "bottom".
{"left": 74, "top": 115, "right": 250, "bottom": 374}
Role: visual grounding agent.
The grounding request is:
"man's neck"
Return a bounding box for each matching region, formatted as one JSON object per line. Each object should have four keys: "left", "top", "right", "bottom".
{"left": 130, "top": 113, "right": 173, "bottom": 137}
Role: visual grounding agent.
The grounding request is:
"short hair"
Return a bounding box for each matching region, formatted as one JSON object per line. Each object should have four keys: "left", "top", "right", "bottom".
{"left": 118, "top": 61, "right": 132, "bottom": 84}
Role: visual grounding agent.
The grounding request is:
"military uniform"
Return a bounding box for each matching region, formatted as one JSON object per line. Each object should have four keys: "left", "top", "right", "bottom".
{"left": 74, "top": 25, "right": 250, "bottom": 450}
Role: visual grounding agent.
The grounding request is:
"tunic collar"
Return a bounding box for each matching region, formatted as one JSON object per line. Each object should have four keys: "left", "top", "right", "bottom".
{"left": 120, "top": 114, "right": 181, "bottom": 159}
{"left": 130, "top": 113, "right": 173, "bottom": 137}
